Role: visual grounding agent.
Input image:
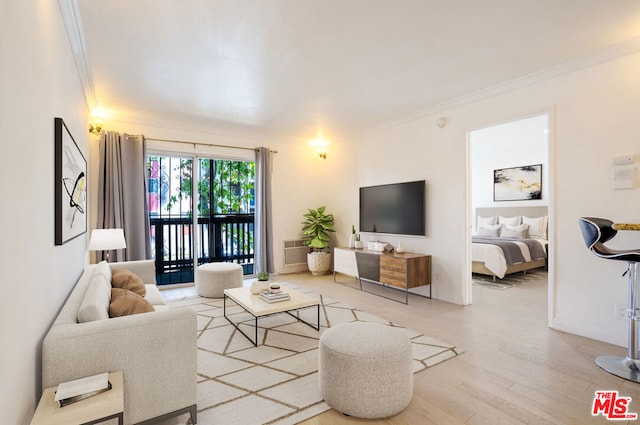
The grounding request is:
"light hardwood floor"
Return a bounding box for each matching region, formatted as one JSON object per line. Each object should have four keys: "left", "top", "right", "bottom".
{"left": 163, "top": 272, "right": 639, "bottom": 424}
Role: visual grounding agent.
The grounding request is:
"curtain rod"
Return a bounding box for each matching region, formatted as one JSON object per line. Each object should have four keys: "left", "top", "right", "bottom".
{"left": 131, "top": 135, "right": 278, "bottom": 154}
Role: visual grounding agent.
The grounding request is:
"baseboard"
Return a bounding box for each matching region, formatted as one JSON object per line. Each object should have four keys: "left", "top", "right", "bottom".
{"left": 278, "top": 264, "right": 309, "bottom": 274}
{"left": 550, "top": 319, "right": 626, "bottom": 348}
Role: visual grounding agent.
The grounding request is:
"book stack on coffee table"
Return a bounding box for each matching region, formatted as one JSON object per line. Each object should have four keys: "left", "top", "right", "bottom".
{"left": 259, "top": 290, "right": 290, "bottom": 303}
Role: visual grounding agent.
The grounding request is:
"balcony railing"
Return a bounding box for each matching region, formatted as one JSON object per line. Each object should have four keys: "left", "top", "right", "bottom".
{"left": 150, "top": 214, "right": 254, "bottom": 285}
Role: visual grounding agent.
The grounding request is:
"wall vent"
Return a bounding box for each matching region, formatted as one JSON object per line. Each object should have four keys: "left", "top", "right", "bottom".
{"left": 283, "top": 240, "right": 309, "bottom": 266}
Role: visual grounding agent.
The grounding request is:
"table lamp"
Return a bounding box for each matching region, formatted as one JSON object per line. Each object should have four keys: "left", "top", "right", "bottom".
{"left": 88, "top": 228, "right": 126, "bottom": 262}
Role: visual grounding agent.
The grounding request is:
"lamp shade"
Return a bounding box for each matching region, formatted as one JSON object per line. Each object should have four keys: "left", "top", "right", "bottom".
{"left": 88, "top": 228, "right": 126, "bottom": 251}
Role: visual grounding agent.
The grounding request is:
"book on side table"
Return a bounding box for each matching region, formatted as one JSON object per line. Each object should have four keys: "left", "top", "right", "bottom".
{"left": 31, "top": 371, "right": 123, "bottom": 425}
{"left": 259, "top": 290, "right": 290, "bottom": 303}
{"left": 54, "top": 372, "right": 112, "bottom": 407}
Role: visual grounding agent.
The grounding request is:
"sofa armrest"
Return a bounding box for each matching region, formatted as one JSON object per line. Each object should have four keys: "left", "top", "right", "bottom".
{"left": 42, "top": 308, "right": 196, "bottom": 424}
{"left": 109, "top": 260, "right": 157, "bottom": 285}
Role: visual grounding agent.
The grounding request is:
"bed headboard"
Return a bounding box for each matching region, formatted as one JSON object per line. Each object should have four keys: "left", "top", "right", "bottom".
{"left": 475, "top": 206, "right": 549, "bottom": 239}
{"left": 475, "top": 206, "right": 548, "bottom": 219}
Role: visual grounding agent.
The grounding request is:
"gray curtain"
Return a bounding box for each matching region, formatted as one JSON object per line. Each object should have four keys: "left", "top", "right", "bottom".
{"left": 96, "top": 131, "right": 151, "bottom": 261}
{"left": 254, "top": 147, "right": 274, "bottom": 273}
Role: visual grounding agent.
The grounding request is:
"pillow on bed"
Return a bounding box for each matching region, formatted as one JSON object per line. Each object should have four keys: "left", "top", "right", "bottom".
{"left": 477, "top": 224, "right": 501, "bottom": 237}
{"left": 498, "top": 215, "right": 521, "bottom": 226}
{"left": 500, "top": 224, "right": 528, "bottom": 238}
{"left": 476, "top": 216, "right": 497, "bottom": 231}
{"left": 523, "top": 216, "right": 547, "bottom": 238}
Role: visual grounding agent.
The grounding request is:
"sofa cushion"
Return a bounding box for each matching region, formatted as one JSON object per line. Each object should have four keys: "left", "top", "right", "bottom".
{"left": 109, "top": 288, "right": 154, "bottom": 317}
{"left": 111, "top": 269, "right": 146, "bottom": 297}
{"left": 94, "top": 261, "right": 113, "bottom": 298}
{"left": 77, "top": 273, "right": 111, "bottom": 323}
{"left": 143, "top": 285, "right": 166, "bottom": 307}
{"left": 108, "top": 260, "right": 157, "bottom": 285}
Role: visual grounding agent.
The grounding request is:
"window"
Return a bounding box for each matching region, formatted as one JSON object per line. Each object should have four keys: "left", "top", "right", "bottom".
{"left": 147, "top": 155, "right": 255, "bottom": 285}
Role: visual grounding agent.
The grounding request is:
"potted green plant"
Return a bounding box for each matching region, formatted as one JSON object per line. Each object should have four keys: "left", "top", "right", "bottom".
{"left": 301, "top": 206, "right": 335, "bottom": 275}
{"left": 250, "top": 272, "right": 271, "bottom": 294}
{"left": 354, "top": 233, "right": 363, "bottom": 249}
{"left": 349, "top": 224, "right": 356, "bottom": 248}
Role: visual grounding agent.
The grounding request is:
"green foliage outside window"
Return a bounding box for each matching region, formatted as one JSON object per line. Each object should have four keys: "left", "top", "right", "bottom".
{"left": 150, "top": 158, "right": 255, "bottom": 216}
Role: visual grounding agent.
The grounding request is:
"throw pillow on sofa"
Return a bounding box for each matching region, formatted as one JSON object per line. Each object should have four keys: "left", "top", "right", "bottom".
{"left": 111, "top": 269, "right": 146, "bottom": 297}
{"left": 77, "top": 273, "right": 111, "bottom": 323}
{"left": 109, "top": 288, "right": 154, "bottom": 317}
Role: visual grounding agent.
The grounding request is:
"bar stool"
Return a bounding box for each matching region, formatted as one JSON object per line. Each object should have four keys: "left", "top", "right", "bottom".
{"left": 578, "top": 217, "right": 640, "bottom": 382}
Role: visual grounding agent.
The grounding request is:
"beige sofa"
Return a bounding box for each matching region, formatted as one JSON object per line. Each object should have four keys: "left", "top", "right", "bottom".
{"left": 42, "top": 260, "right": 197, "bottom": 424}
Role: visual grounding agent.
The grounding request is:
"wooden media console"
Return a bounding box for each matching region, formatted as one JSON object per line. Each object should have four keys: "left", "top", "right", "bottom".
{"left": 333, "top": 247, "right": 432, "bottom": 304}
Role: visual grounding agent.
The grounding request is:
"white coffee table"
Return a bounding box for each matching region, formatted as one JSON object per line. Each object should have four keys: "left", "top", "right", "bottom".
{"left": 223, "top": 286, "right": 320, "bottom": 346}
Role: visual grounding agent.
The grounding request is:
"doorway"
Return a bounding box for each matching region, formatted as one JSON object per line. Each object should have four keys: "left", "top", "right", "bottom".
{"left": 467, "top": 111, "right": 553, "bottom": 314}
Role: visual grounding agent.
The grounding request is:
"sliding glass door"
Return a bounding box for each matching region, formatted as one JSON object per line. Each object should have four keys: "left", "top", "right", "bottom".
{"left": 147, "top": 155, "right": 194, "bottom": 284}
{"left": 196, "top": 158, "right": 255, "bottom": 272}
{"left": 147, "top": 154, "right": 255, "bottom": 285}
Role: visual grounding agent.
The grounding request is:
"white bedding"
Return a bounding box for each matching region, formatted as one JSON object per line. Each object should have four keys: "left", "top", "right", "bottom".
{"left": 472, "top": 237, "right": 546, "bottom": 279}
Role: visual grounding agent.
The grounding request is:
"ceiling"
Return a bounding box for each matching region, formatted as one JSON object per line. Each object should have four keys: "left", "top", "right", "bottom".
{"left": 76, "top": 0, "right": 640, "bottom": 142}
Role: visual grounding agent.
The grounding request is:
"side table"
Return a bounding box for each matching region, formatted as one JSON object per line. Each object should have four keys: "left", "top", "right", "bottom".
{"left": 31, "top": 371, "right": 124, "bottom": 425}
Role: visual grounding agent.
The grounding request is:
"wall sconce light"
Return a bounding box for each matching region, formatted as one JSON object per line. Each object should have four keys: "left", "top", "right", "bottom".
{"left": 89, "top": 107, "right": 107, "bottom": 135}
{"left": 311, "top": 135, "right": 329, "bottom": 159}
{"left": 89, "top": 121, "right": 103, "bottom": 135}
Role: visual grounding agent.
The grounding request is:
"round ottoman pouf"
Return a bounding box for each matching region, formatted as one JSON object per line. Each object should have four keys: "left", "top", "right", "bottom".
{"left": 196, "top": 263, "right": 243, "bottom": 298}
{"left": 318, "top": 321, "right": 413, "bottom": 418}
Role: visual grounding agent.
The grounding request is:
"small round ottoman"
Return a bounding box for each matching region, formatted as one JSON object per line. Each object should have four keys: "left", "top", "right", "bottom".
{"left": 196, "top": 263, "right": 243, "bottom": 298}
{"left": 318, "top": 321, "right": 413, "bottom": 418}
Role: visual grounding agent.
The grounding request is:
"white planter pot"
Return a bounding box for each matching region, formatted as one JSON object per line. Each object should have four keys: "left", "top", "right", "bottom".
{"left": 250, "top": 281, "right": 269, "bottom": 294}
{"left": 307, "top": 252, "right": 331, "bottom": 276}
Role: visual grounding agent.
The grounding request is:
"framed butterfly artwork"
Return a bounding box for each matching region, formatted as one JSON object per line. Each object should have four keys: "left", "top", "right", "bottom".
{"left": 54, "top": 117, "right": 87, "bottom": 245}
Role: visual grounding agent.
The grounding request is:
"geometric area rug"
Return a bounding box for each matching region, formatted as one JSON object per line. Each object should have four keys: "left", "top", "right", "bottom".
{"left": 161, "top": 282, "right": 464, "bottom": 425}
{"left": 472, "top": 269, "right": 547, "bottom": 290}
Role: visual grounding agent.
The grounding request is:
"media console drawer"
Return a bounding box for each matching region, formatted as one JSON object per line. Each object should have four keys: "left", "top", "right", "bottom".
{"left": 380, "top": 255, "right": 430, "bottom": 288}
{"left": 380, "top": 256, "right": 406, "bottom": 288}
{"left": 333, "top": 248, "right": 358, "bottom": 277}
{"left": 334, "top": 248, "right": 431, "bottom": 289}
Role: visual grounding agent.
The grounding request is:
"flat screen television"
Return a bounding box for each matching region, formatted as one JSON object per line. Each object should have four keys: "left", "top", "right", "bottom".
{"left": 359, "top": 180, "right": 425, "bottom": 236}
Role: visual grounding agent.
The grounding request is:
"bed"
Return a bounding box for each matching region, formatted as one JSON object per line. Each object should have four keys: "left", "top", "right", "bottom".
{"left": 472, "top": 206, "right": 548, "bottom": 280}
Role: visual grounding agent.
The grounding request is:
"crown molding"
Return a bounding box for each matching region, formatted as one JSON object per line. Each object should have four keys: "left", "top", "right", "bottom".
{"left": 58, "top": 0, "right": 96, "bottom": 111}
{"left": 110, "top": 113, "right": 275, "bottom": 145}
{"left": 377, "top": 37, "right": 640, "bottom": 130}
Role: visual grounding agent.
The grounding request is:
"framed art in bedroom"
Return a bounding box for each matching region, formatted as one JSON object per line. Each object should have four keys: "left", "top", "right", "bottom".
{"left": 54, "top": 117, "right": 87, "bottom": 245}
{"left": 493, "top": 164, "right": 542, "bottom": 201}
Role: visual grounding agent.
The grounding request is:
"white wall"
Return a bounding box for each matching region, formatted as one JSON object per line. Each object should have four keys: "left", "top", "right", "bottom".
{"left": 352, "top": 114, "right": 468, "bottom": 304}
{"left": 0, "top": 1, "right": 89, "bottom": 424}
{"left": 102, "top": 120, "right": 358, "bottom": 275}
{"left": 470, "top": 113, "right": 549, "bottom": 209}
{"left": 351, "top": 51, "right": 640, "bottom": 346}
{"left": 550, "top": 54, "right": 640, "bottom": 345}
